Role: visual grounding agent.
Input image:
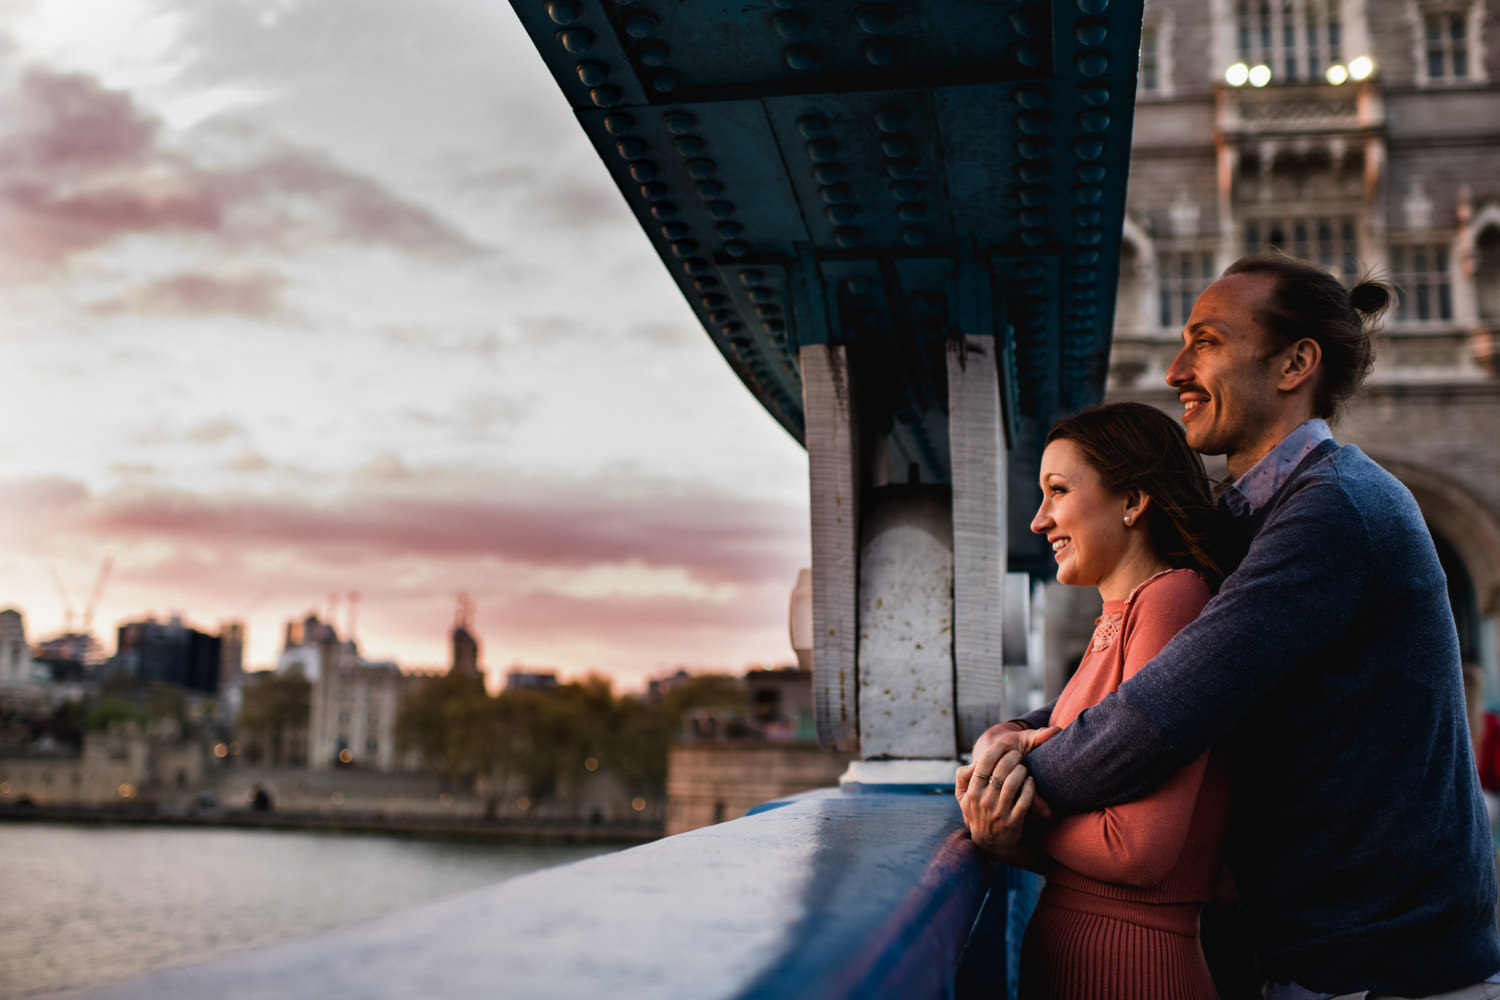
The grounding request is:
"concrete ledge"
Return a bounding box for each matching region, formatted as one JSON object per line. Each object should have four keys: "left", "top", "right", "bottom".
{"left": 74, "top": 787, "right": 1017, "bottom": 1000}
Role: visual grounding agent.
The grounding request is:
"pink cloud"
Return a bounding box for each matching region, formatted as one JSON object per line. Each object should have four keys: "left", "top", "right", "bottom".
{"left": 89, "top": 271, "right": 288, "bottom": 318}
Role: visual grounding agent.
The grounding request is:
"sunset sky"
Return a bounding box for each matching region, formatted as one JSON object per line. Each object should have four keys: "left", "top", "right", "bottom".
{"left": 0, "top": 0, "right": 812, "bottom": 689}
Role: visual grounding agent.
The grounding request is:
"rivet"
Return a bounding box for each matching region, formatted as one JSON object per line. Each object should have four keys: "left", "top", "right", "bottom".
{"left": 1076, "top": 51, "right": 1109, "bottom": 76}
{"left": 806, "top": 138, "right": 840, "bottom": 163}
{"left": 665, "top": 112, "right": 697, "bottom": 135}
{"left": 855, "top": 4, "right": 893, "bottom": 33}
{"left": 1070, "top": 267, "right": 1098, "bottom": 283}
{"left": 710, "top": 309, "right": 734, "bottom": 324}
{"left": 576, "top": 61, "right": 608, "bottom": 86}
{"left": 1075, "top": 21, "right": 1108, "bottom": 45}
{"left": 748, "top": 288, "right": 776, "bottom": 304}
{"left": 589, "top": 86, "right": 621, "bottom": 108}
{"left": 1013, "top": 87, "right": 1046, "bottom": 109}
{"left": 755, "top": 304, "right": 781, "bottom": 319}
{"left": 640, "top": 181, "right": 668, "bottom": 198}
{"left": 813, "top": 163, "right": 845, "bottom": 185}
{"left": 682, "top": 258, "right": 709, "bottom": 275}
{"left": 844, "top": 276, "right": 873, "bottom": 294}
{"left": 708, "top": 200, "right": 736, "bottom": 219}
{"left": 638, "top": 41, "right": 669, "bottom": 66}
{"left": 1083, "top": 86, "right": 1111, "bottom": 107}
{"left": 624, "top": 11, "right": 658, "bottom": 38}
{"left": 712, "top": 222, "right": 741, "bottom": 240}
{"left": 673, "top": 136, "right": 705, "bottom": 157}
{"left": 1018, "top": 163, "right": 1048, "bottom": 183}
{"left": 896, "top": 201, "right": 927, "bottom": 221}
{"left": 1077, "top": 163, "right": 1106, "bottom": 182}
{"left": 1016, "top": 113, "right": 1047, "bottom": 135}
{"left": 545, "top": 1, "right": 582, "bottom": 26}
{"left": 1020, "top": 209, "right": 1046, "bottom": 227}
{"left": 773, "top": 10, "right": 810, "bottom": 38}
{"left": 702, "top": 294, "right": 728, "bottom": 309}
{"left": 820, "top": 183, "right": 854, "bottom": 204}
{"left": 763, "top": 319, "right": 786, "bottom": 334}
{"left": 672, "top": 240, "right": 699, "bottom": 258}
{"left": 874, "top": 106, "right": 911, "bottom": 132}
{"left": 1014, "top": 44, "right": 1042, "bottom": 68}
{"left": 693, "top": 277, "right": 719, "bottom": 291}
{"left": 650, "top": 202, "right": 678, "bottom": 220}
{"left": 628, "top": 161, "right": 656, "bottom": 182}
{"left": 602, "top": 113, "right": 635, "bottom": 135}
{"left": 1008, "top": 11, "right": 1042, "bottom": 37}
{"left": 1072, "top": 137, "right": 1104, "bottom": 160}
{"left": 833, "top": 226, "right": 863, "bottom": 247}
{"left": 886, "top": 158, "right": 919, "bottom": 179}
{"left": 557, "top": 29, "right": 594, "bottom": 53}
{"left": 863, "top": 40, "right": 896, "bottom": 66}
{"left": 1021, "top": 230, "right": 1046, "bottom": 247}
{"left": 1019, "top": 187, "right": 1047, "bottom": 207}
{"left": 880, "top": 134, "right": 914, "bottom": 158}
{"left": 1077, "top": 0, "right": 1109, "bottom": 13}
{"left": 653, "top": 71, "right": 680, "bottom": 93}
{"left": 825, "top": 204, "right": 859, "bottom": 224}
{"left": 785, "top": 45, "right": 819, "bottom": 71}
{"left": 739, "top": 270, "right": 764, "bottom": 285}
{"left": 1073, "top": 207, "right": 1102, "bottom": 225}
{"left": 1025, "top": 281, "right": 1046, "bottom": 296}
{"left": 696, "top": 180, "right": 725, "bottom": 199}
{"left": 616, "top": 139, "right": 648, "bottom": 160}
{"left": 1017, "top": 262, "right": 1044, "bottom": 279}
{"left": 686, "top": 158, "right": 717, "bottom": 180}
{"left": 1074, "top": 302, "right": 1098, "bottom": 316}
{"left": 890, "top": 180, "right": 922, "bottom": 200}
{"left": 1078, "top": 110, "right": 1111, "bottom": 134}
{"left": 1076, "top": 249, "right": 1101, "bottom": 264}
{"left": 1072, "top": 184, "right": 1102, "bottom": 204}
{"left": 661, "top": 223, "right": 688, "bottom": 239}
{"left": 901, "top": 225, "right": 929, "bottom": 246}
{"left": 1017, "top": 139, "right": 1045, "bottom": 161}
{"left": 1076, "top": 228, "right": 1103, "bottom": 245}
{"left": 797, "top": 115, "right": 830, "bottom": 138}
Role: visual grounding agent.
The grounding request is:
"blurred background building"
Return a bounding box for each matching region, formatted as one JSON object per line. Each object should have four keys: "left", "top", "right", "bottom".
{"left": 1033, "top": 0, "right": 1500, "bottom": 731}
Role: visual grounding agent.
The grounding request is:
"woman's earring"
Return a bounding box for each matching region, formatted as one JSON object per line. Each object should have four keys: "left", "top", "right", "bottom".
{"left": 1124, "top": 515, "right": 1133, "bottom": 526}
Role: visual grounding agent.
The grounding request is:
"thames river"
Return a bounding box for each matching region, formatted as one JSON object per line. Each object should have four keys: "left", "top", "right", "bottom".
{"left": 0, "top": 823, "right": 619, "bottom": 999}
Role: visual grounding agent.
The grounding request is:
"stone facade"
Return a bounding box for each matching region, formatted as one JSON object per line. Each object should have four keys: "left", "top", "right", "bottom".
{"left": 665, "top": 743, "right": 855, "bottom": 836}
{"left": 1038, "top": 0, "right": 1500, "bottom": 703}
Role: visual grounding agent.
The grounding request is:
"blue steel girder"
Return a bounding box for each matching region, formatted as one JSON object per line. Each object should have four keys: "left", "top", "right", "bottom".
{"left": 511, "top": 0, "right": 1141, "bottom": 572}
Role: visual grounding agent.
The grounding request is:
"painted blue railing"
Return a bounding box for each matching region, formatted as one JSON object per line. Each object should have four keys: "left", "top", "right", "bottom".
{"left": 78, "top": 786, "right": 1038, "bottom": 1000}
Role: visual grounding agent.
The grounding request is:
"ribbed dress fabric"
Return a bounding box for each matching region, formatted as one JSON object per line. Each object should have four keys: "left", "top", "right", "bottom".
{"left": 1018, "top": 569, "right": 1230, "bottom": 1000}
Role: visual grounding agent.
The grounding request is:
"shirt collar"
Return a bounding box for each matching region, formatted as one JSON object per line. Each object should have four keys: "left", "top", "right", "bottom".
{"left": 1222, "top": 418, "right": 1333, "bottom": 519}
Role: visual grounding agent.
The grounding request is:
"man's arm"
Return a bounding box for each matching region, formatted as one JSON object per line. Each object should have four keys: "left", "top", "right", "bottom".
{"left": 1025, "top": 480, "right": 1371, "bottom": 814}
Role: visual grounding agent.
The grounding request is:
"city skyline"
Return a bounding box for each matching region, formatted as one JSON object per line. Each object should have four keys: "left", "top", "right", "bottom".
{"left": 0, "top": 0, "right": 812, "bottom": 688}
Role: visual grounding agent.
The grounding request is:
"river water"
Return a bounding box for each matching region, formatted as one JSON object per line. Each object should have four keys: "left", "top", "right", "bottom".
{"left": 0, "top": 823, "right": 619, "bottom": 999}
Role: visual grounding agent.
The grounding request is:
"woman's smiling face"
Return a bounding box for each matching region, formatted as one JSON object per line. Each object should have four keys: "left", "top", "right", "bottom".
{"left": 1030, "top": 438, "right": 1134, "bottom": 596}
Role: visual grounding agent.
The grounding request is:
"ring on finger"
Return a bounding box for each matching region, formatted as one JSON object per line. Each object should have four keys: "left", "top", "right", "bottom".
{"left": 974, "top": 773, "right": 992, "bottom": 782}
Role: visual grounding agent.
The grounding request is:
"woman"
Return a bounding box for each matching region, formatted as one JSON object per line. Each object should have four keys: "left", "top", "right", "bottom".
{"left": 958, "top": 402, "right": 1232, "bottom": 999}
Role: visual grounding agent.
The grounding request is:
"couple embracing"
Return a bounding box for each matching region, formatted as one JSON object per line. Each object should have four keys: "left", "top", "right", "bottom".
{"left": 958, "top": 253, "right": 1500, "bottom": 999}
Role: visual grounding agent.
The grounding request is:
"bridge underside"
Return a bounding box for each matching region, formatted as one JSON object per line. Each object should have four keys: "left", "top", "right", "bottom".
{"left": 513, "top": 0, "right": 1143, "bottom": 758}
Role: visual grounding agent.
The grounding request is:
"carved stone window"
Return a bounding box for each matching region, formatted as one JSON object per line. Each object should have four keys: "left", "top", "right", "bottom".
{"left": 1426, "top": 10, "right": 1470, "bottom": 79}
{"left": 1244, "top": 214, "right": 1358, "bottom": 276}
{"left": 1236, "top": 0, "right": 1342, "bottom": 82}
{"left": 1156, "top": 247, "right": 1217, "bottom": 329}
{"left": 1139, "top": 14, "right": 1175, "bottom": 98}
{"left": 1390, "top": 242, "right": 1455, "bottom": 323}
{"left": 1411, "top": 1, "right": 1488, "bottom": 86}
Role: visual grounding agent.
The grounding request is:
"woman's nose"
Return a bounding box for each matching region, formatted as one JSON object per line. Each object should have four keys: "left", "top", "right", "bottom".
{"left": 1030, "top": 503, "right": 1050, "bottom": 535}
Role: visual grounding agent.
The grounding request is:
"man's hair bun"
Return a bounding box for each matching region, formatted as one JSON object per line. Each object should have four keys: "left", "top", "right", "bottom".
{"left": 1350, "top": 279, "right": 1393, "bottom": 320}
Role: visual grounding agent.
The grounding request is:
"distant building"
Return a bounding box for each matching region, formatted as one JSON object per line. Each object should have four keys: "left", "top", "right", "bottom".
{"left": 744, "top": 667, "right": 817, "bottom": 742}
{"left": 449, "top": 596, "right": 484, "bottom": 693}
{"left": 646, "top": 669, "right": 693, "bottom": 703}
{"left": 114, "top": 616, "right": 221, "bottom": 694}
{"left": 295, "top": 613, "right": 420, "bottom": 773}
{"left": 505, "top": 669, "right": 559, "bottom": 693}
{"left": 0, "top": 609, "right": 34, "bottom": 687}
{"left": 218, "top": 622, "right": 244, "bottom": 691}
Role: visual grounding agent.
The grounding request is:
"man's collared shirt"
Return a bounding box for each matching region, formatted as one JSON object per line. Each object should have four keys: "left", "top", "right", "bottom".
{"left": 1222, "top": 418, "right": 1333, "bottom": 520}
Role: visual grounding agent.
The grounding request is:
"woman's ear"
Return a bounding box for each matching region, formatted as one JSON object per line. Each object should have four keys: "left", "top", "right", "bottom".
{"left": 1125, "top": 490, "right": 1152, "bottom": 525}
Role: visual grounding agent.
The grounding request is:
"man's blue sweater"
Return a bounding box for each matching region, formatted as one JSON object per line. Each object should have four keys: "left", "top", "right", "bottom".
{"left": 1023, "top": 436, "right": 1500, "bottom": 994}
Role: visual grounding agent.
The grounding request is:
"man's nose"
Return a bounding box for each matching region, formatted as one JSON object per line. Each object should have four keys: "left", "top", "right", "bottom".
{"left": 1165, "top": 346, "right": 1191, "bottom": 387}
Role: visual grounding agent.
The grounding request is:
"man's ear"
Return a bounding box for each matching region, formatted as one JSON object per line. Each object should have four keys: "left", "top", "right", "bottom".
{"left": 1278, "top": 338, "right": 1321, "bottom": 393}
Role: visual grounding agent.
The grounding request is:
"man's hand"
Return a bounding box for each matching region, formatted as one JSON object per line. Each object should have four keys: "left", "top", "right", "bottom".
{"left": 956, "top": 723, "right": 1060, "bottom": 819}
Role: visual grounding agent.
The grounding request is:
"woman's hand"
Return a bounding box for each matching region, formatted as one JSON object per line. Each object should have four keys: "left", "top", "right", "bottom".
{"left": 956, "top": 726, "right": 1062, "bottom": 858}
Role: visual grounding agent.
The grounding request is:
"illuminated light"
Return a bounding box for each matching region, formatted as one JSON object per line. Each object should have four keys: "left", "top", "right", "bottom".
{"left": 584, "top": 757, "right": 599, "bottom": 772}
{"left": 338, "top": 748, "right": 353, "bottom": 764}
{"left": 516, "top": 796, "right": 532, "bottom": 811}
{"left": 0, "top": 781, "right": 11, "bottom": 795}
{"left": 631, "top": 797, "right": 647, "bottom": 812}
{"left": 118, "top": 783, "right": 136, "bottom": 799}
{"left": 1326, "top": 64, "right": 1349, "bottom": 85}
{"left": 1348, "top": 56, "right": 1374, "bottom": 80}
{"left": 438, "top": 793, "right": 453, "bottom": 807}
{"left": 1248, "top": 64, "right": 1272, "bottom": 87}
{"left": 213, "top": 743, "right": 229, "bottom": 758}
{"left": 1225, "top": 62, "right": 1250, "bottom": 87}
{"left": 330, "top": 791, "right": 345, "bottom": 805}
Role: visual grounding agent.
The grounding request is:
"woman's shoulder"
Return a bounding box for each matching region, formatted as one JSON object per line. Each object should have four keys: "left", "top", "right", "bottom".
{"left": 1125, "top": 568, "right": 1212, "bottom": 616}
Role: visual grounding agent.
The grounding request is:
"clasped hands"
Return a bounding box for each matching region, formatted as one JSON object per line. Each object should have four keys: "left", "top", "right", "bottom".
{"left": 955, "top": 722, "right": 1061, "bottom": 858}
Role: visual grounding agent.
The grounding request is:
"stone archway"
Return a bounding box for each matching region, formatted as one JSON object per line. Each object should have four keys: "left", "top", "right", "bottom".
{"left": 1377, "top": 456, "right": 1500, "bottom": 618}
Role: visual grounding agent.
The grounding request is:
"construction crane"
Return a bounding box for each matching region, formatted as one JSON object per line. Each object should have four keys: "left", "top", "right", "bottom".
{"left": 80, "top": 554, "right": 113, "bottom": 636}
{"left": 47, "top": 567, "right": 77, "bottom": 633}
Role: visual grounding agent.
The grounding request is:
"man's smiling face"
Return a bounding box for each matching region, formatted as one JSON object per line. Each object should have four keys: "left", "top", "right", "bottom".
{"left": 1166, "top": 271, "right": 1293, "bottom": 478}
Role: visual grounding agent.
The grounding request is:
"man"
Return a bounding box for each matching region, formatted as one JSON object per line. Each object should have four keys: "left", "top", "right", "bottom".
{"left": 970, "top": 254, "right": 1500, "bottom": 998}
